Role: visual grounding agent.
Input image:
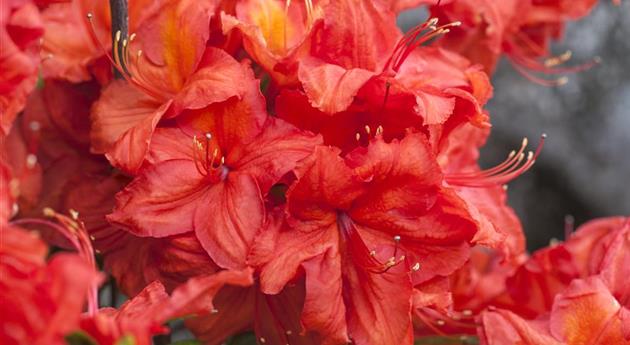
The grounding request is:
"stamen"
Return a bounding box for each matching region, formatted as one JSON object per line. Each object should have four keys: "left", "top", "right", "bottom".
{"left": 384, "top": 18, "right": 461, "bottom": 73}
{"left": 29, "top": 121, "right": 41, "bottom": 132}
{"left": 445, "top": 134, "right": 547, "bottom": 187}
{"left": 375, "top": 125, "right": 383, "bottom": 136}
{"left": 506, "top": 34, "right": 600, "bottom": 86}
{"left": 11, "top": 209, "right": 99, "bottom": 316}
{"left": 412, "top": 262, "right": 421, "bottom": 271}
{"left": 26, "top": 154, "right": 37, "bottom": 169}
{"left": 85, "top": 13, "right": 170, "bottom": 100}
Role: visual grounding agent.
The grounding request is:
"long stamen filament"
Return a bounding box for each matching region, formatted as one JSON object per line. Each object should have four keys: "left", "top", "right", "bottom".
{"left": 445, "top": 134, "right": 547, "bottom": 187}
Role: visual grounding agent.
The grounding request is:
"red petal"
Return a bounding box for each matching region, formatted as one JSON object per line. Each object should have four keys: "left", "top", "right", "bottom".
{"left": 107, "top": 159, "right": 205, "bottom": 237}
{"left": 186, "top": 285, "right": 255, "bottom": 344}
{"left": 171, "top": 47, "right": 252, "bottom": 113}
{"left": 230, "top": 117, "right": 322, "bottom": 192}
{"left": 301, "top": 250, "right": 350, "bottom": 344}
{"left": 194, "top": 173, "right": 265, "bottom": 269}
{"left": 298, "top": 57, "right": 375, "bottom": 114}
{"left": 549, "top": 277, "right": 627, "bottom": 345}
{"left": 479, "top": 308, "right": 562, "bottom": 345}
{"left": 133, "top": 0, "right": 215, "bottom": 93}
{"left": 90, "top": 80, "right": 169, "bottom": 173}
{"left": 313, "top": 0, "right": 400, "bottom": 71}
{"left": 344, "top": 248, "right": 414, "bottom": 345}
{"left": 165, "top": 267, "right": 254, "bottom": 319}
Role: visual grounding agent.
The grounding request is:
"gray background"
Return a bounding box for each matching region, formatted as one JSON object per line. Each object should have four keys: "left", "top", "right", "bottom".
{"left": 400, "top": 2, "right": 630, "bottom": 250}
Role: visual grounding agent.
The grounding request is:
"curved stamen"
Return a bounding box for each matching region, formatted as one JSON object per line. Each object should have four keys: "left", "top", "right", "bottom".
{"left": 191, "top": 132, "right": 227, "bottom": 181}
{"left": 384, "top": 18, "right": 461, "bottom": 73}
{"left": 446, "top": 134, "right": 547, "bottom": 187}
{"left": 505, "top": 33, "right": 600, "bottom": 86}
{"left": 85, "top": 14, "right": 170, "bottom": 100}
{"left": 11, "top": 209, "right": 99, "bottom": 316}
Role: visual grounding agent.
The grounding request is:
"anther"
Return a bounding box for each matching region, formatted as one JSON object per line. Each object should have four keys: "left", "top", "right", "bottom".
{"left": 29, "top": 121, "right": 41, "bottom": 131}
{"left": 211, "top": 308, "right": 219, "bottom": 314}
{"left": 355, "top": 133, "right": 361, "bottom": 141}
{"left": 26, "top": 154, "right": 37, "bottom": 169}
{"left": 285, "top": 330, "right": 292, "bottom": 335}
{"left": 205, "top": 133, "right": 212, "bottom": 140}
{"left": 462, "top": 309, "right": 473, "bottom": 316}
{"left": 365, "top": 125, "right": 371, "bottom": 135}
{"left": 436, "top": 320, "right": 446, "bottom": 326}
{"left": 393, "top": 235, "right": 401, "bottom": 242}
{"left": 69, "top": 209, "right": 79, "bottom": 220}
{"left": 370, "top": 250, "right": 376, "bottom": 257}
{"left": 376, "top": 125, "right": 383, "bottom": 136}
{"left": 86, "top": 12, "right": 93, "bottom": 19}
{"left": 260, "top": 337, "right": 266, "bottom": 343}
{"left": 115, "top": 30, "right": 121, "bottom": 43}
{"left": 412, "top": 262, "right": 420, "bottom": 271}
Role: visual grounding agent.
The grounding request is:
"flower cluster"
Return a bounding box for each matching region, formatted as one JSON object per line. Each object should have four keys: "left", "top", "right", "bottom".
{"left": 1, "top": 0, "right": 627, "bottom": 344}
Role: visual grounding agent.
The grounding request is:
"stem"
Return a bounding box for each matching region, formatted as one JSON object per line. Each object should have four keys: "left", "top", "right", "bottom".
{"left": 109, "top": 0, "right": 128, "bottom": 79}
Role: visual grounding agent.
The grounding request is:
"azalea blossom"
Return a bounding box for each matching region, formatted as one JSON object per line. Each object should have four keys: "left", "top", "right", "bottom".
{"left": 0, "top": 0, "right": 627, "bottom": 344}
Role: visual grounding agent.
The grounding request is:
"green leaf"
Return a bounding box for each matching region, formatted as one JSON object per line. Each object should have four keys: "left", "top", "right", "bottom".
{"left": 168, "top": 340, "right": 202, "bottom": 345}
{"left": 414, "top": 335, "right": 479, "bottom": 345}
{"left": 65, "top": 331, "right": 98, "bottom": 345}
{"left": 115, "top": 335, "right": 136, "bottom": 345}
{"left": 226, "top": 332, "right": 257, "bottom": 345}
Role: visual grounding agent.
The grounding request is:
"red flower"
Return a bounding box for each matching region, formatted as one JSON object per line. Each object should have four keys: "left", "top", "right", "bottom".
{"left": 254, "top": 133, "right": 480, "bottom": 344}
{"left": 427, "top": 0, "right": 606, "bottom": 82}
{"left": 108, "top": 116, "right": 321, "bottom": 269}
{"left": 0, "top": 0, "right": 43, "bottom": 136}
{"left": 79, "top": 268, "right": 254, "bottom": 345}
{"left": 221, "top": 0, "right": 324, "bottom": 85}
{"left": 479, "top": 276, "right": 628, "bottom": 345}
{"left": 89, "top": 1, "right": 242, "bottom": 174}
{"left": 0, "top": 226, "right": 99, "bottom": 345}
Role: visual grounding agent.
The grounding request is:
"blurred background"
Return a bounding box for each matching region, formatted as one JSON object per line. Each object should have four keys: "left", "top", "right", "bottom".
{"left": 400, "top": 2, "right": 630, "bottom": 251}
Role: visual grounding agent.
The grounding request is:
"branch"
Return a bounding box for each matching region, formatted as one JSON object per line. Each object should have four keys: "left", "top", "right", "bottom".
{"left": 109, "top": 0, "right": 128, "bottom": 79}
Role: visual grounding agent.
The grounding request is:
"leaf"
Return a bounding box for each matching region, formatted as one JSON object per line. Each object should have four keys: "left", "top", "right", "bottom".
{"left": 65, "top": 332, "right": 97, "bottom": 345}
{"left": 115, "top": 335, "right": 137, "bottom": 345}
{"left": 226, "top": 332, "right": 257, "bottom": 345}
{"left": 168, "top": 340, "right": 202, "bottom": 345}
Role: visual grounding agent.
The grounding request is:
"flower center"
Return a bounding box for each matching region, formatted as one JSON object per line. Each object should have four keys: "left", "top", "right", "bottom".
{"left": 192, "top": 132, "right": 229, "bottom": 183}
{"left": 336, "top": 212, "right": 417, "bottom": 274}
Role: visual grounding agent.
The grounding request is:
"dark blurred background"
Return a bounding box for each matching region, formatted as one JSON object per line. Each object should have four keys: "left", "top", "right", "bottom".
{"left": 400, "top": 2, "right": 630, "bottom": 251}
